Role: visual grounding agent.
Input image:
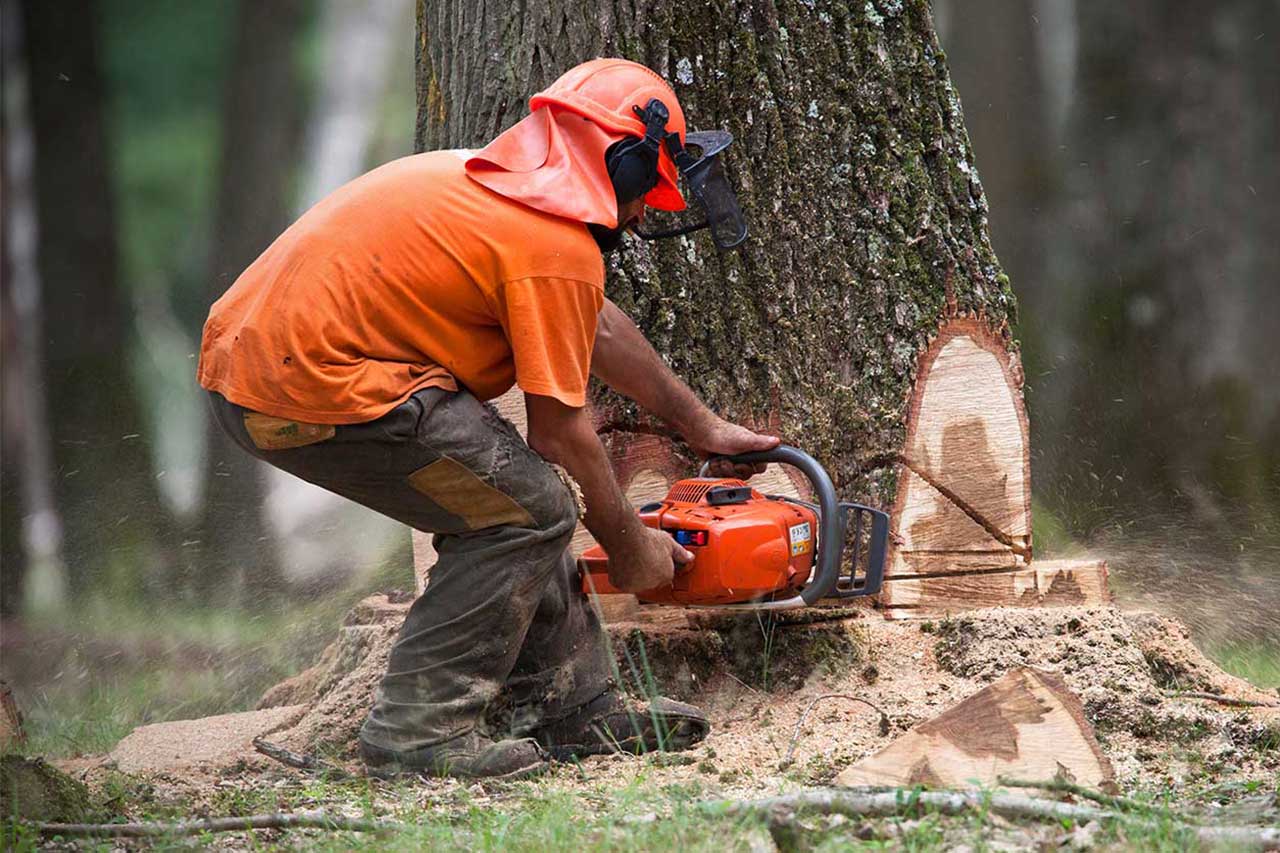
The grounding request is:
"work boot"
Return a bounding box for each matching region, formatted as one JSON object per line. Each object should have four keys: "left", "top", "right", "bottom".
{"left": 359, "top": 732, "right": 549, "bottom": 781}
{"left": 532, "top": 691, "right": 710, "bottom": 760}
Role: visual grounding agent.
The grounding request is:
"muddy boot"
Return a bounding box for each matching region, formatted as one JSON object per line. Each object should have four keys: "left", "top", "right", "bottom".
{"left": 532, "top": 692, "right": 710, "bottom": 760}
{"left": 359, "top": 732, "right": 550, "bottom": 781}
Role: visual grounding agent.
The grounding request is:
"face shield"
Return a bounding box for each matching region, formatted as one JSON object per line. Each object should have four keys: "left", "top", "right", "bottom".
{"left": 628, "top": 102, "right": 749, "bottom": 250}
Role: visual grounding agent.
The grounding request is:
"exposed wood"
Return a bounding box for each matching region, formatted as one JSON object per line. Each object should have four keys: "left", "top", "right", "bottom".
{"left": 834, "top": 667, "right": 1115, "bottom": 790}
{"left": 0, "top": 681, "right": 25, "bottom": 750}
{"left": 882, "top": 319, "right": 1033, "bottom": 616}
{"left": 588, "top": 593, "right": 641, "bottom": 623}
{"left": 881, "top": 559, "right": 1110, "bottom": 620}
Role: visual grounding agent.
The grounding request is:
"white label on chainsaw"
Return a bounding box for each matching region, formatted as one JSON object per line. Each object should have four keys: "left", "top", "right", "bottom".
{"left": 789, "top": 522, "right": 812, "bottom": 556}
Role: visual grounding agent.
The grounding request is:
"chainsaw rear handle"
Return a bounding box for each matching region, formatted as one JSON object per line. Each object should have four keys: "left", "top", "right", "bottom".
{"left": 698, "top": 445, "right": 844, "bottom": 607}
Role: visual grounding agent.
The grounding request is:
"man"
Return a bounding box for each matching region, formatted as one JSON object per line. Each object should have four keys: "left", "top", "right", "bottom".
{"left": 198, "top": 58, "right": 777, "bottom": 780}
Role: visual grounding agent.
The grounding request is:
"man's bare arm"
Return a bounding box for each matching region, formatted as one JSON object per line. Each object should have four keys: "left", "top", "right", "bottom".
{"left": 524, "top": 392, "right": 690, "bottom": 591}
{"left": 591, "top": 298, "right": 778, "bottom": 477}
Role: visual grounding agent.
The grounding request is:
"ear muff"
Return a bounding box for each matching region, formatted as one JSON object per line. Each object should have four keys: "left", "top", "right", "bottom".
{"left": 604, "top": 98, "right": 671, "bottom": 203}
{"left": 605, "top": 139, "right": 660, "bottom": 203}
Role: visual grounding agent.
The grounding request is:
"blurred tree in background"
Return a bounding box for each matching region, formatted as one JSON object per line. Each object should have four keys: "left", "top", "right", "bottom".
{"left": 196, "top": 0, "right": 308, "bottom": 606}
{"left": 19, "top": 0, "right": 177, "bottom": 610}
{"left": 2, "top": 0, "right": 415, "bottom": 616}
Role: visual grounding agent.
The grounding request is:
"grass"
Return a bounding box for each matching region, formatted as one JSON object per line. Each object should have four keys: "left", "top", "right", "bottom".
{"left": 1204, "top": 640, "right": 1280, "bottom": 690}
{"left": 7, "top": 761, "right": 1278, "bottom": 851}
{"left": 4, "top": 584, "right": 383, "bottom": 759}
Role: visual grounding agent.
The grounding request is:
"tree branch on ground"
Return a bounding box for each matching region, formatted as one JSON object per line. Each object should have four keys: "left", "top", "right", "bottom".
{"left": 1163, "top": 690, "right": 1279, "bottom": 708}
{"left": 707, "top": 789, "right": 1280, "bottom": 849}
{"left": 31, "top": 810, "right": 398, "bottom": 838}
{"left": 995, "top": 776, "right": 1165, "bottom": 815}
{"left": 779, "top": 694, "right": 890, "bottom": 770}
{"left": 252, "top": 736, "right": 353, "bottom": 779}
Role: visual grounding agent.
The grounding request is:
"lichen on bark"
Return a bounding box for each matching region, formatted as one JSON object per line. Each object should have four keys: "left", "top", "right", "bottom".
{"left": 416, "top": 0, "right": 1016, "bottom": 508}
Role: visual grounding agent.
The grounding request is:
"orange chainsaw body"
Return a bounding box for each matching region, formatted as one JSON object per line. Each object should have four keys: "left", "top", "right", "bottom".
{"left": 579, "top": 477, "right": 819, "bottom": 606}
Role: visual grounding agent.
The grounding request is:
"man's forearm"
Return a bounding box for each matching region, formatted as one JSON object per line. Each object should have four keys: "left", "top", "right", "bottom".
{"left": 590, "top": 299, "right": 714, "bottom": 438}
{"left": 525, "top": 395, "right": 640, "bottom": 554}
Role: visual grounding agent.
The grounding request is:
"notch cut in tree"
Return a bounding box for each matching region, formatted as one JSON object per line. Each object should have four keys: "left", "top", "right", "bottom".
{"left": 834, "top": 667, "right": 1117, "bottom": 791}
{"left": 411, "top": 0, "right": 1109, "bottom": 616}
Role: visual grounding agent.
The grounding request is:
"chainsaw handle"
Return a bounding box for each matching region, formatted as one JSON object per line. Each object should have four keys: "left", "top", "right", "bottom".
{"left": 698, "top": 445, "right": 843, "bottom": 606}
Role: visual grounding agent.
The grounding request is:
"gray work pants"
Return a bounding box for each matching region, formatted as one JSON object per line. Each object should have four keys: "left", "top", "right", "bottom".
{"left": 208, "top": 388, "right": 613, "bottom": 751}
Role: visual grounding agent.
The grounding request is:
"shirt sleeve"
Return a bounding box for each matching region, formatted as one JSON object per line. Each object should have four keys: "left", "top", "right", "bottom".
{"left": 495, "top": 276, "right": 605, "bottom": 407}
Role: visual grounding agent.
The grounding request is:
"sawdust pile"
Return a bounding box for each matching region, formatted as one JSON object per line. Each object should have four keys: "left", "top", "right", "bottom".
{"left": 84, "top": 594, "right": 1278, "bottom": 800}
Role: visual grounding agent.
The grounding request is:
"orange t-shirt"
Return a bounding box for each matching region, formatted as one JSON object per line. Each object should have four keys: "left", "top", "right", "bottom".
{"left": 197, "top": 151, "right": 605, "bottom": 423}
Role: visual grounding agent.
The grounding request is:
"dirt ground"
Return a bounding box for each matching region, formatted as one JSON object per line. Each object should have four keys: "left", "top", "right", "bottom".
{"left": 57, "top": 597, "right": 1278, "bottom": 834}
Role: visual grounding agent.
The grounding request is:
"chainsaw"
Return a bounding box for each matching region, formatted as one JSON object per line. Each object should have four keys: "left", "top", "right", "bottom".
{"left": 580, "top": 446, "right": 889, "bottom": 610}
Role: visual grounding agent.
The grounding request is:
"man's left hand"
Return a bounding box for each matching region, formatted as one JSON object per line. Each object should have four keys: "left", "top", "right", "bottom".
{"left": 687, "top": 414, "right": 781, "bottom": 480}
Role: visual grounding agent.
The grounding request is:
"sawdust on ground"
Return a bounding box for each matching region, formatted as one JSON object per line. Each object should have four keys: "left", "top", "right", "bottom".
{"left": 63, "top": 596, "right": 1278, "bottom": 819}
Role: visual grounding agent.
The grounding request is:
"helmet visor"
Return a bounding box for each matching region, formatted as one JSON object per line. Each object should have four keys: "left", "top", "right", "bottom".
{"left": 634, "top": 130, "right": 748, "bottom": 250}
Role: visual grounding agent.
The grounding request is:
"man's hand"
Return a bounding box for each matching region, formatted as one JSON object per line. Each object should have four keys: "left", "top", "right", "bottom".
{"left": 605, "top": 526, "right": 693, "bottom": 593}
{"left": 686, "top": 412, "right": 781, "bottom": 480}
{"left": 591, "top": 299, "right": 782, "bottom": 480}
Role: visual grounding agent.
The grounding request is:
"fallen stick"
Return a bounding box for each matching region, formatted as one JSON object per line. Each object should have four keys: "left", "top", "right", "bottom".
{"left": 709, "top": 789, "right": 1280, "bottom": 849}
{"left": 995, "top": 777, "right": 1149, "bottom": 814}
{"left": 1163, "top": 690, "right": 1280, "bottom": 708}
{"left": 253, "top": 736, "right": 354, "bottom": 779}
{"left": 32, "top": 810, "right": 398, "bottom": 838}
{"left": 778, "top": 694, "right": 890, "bottom": 770}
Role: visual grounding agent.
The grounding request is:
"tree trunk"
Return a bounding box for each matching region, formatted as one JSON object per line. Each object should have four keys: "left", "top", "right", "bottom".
{"left": 21, "top": 0, "right": 172, "bottom": 603}
{"left": 1, "top": 0, "right": 68, "bottom": 614}
{"left": 414, "top": 0, "right": 1109, "bottom": 615}
{"left": 197, "top": 0, "right": 307, "bottom": 605}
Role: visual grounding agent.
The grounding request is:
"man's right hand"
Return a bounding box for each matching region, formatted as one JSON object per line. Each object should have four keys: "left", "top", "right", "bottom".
{"left": 606, "top": 525, "right": 693, "bottom": 593}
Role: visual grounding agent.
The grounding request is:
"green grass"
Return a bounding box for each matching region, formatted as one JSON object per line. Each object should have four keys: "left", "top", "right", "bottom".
{"left": 5, "top": 584, "right": 386, "bottom": 759}
{"left": 8, "top": 768, "right": 1278, "bottom": 851}
{"left": 1204, "top": 640, "right": 1280, "bottom": 690}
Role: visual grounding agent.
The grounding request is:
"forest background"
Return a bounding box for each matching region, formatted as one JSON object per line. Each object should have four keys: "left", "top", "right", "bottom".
{"left": 2, "top": 0, "right": 1277, "bottom": 757}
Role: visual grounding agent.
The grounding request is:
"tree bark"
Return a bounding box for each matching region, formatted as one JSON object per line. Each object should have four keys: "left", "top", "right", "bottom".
{"left": 197, "top": 0, "right": 307, "bottom": 604}
{"left": 21, "top": 0, "right": 172, "bottom": 603}
{"left": 415, "top": 0, "right": 1106, "bottom": 614}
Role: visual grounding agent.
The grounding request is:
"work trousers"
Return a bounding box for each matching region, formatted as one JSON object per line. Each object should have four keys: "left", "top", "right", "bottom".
{"left": 209, "top": 387, "right": 613, "bottom": 750}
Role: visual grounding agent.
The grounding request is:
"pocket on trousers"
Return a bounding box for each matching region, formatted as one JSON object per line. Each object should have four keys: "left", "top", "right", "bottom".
{"left": 243, "top": 412, "right": 336, "bottom": 451}
{"left": 407, "top": 456, "right": 535, "bottom": 530}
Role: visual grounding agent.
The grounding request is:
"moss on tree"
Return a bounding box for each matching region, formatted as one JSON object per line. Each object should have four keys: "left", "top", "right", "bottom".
{"left": 0, "top": 755, "right": 94, "bottom": 823}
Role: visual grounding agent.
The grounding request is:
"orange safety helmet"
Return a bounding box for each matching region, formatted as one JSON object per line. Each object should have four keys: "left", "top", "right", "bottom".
{"left": 466, "top": 58, "right": 689, "bottom": 229}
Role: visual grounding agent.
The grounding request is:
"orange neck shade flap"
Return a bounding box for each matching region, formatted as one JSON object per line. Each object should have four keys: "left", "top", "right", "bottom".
{"left": 466, "top": 105, "right": 687, "bottom": 229}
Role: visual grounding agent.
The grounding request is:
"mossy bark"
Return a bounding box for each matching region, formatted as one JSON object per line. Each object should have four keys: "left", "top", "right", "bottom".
{"left": 414, "top": 0, "right": 1017, "bottom": 509}
{"left": 0, "top": 756, "right": 94, "bottom": 823}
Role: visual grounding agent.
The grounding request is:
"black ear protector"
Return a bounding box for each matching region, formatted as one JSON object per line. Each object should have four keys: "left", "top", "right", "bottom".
{"left": 605, "top": 99, "right": 671, "bottom": 203}
{"left": 604, "top": 97, "right": 749, "bottom": 250}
